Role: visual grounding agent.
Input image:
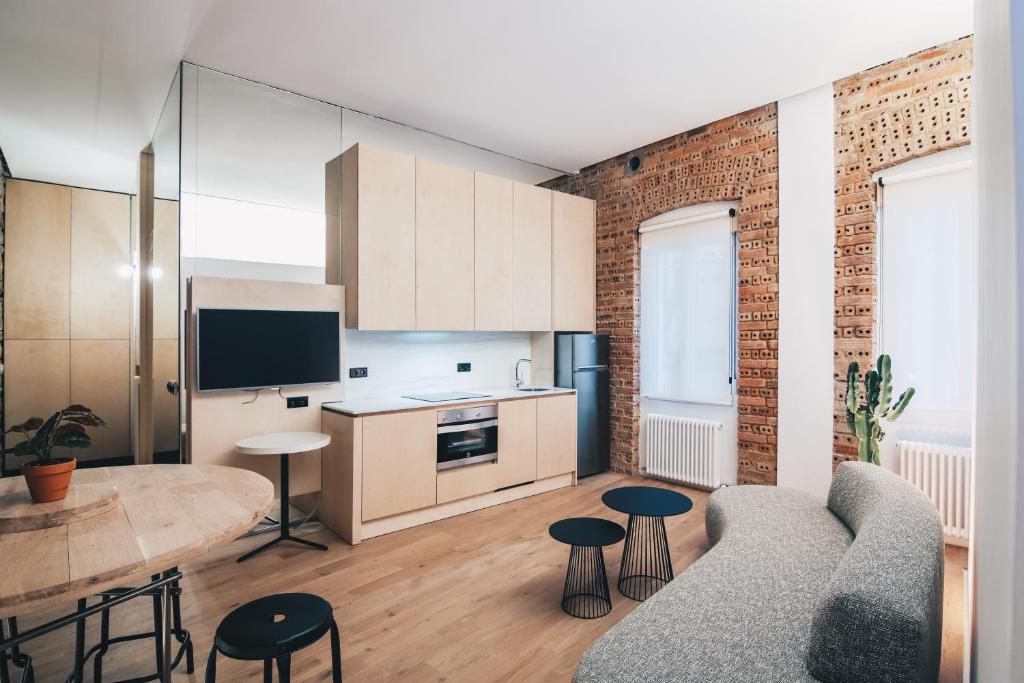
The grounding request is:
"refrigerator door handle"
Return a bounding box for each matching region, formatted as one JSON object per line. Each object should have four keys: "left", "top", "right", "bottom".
{"left": 575, "top": 365, "right": 609, "bottom": 371}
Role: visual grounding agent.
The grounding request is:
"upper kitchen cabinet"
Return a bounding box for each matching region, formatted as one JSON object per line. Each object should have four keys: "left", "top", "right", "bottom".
{"left": 474, "top": 171, "right": 515, "bottom": 330}
{"left": 329, "top": 143, "right": 416, "bottom": 330}
{"left": 512, "top": 182, "right": 552, "bottom": 331}
{"left": 416, "top": 157, "right": 475, "bottom": 330}
{"left": 552, "top": 192, "right": 597, "bottom": 332}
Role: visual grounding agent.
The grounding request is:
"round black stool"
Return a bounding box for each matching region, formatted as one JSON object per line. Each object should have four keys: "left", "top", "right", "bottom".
{"left": 549, "top": 518, "right": 625, "bottom": 619}
{"left": 204, "top": 593, "right": 342, "bottom": 683}
{"left": 602, "top": 486, "right": 692, "bottom": 601}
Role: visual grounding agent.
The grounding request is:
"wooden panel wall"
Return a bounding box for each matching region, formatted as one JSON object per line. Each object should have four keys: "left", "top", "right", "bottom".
{"left": 185, "top": 276, "right": 345, "bottom": 497}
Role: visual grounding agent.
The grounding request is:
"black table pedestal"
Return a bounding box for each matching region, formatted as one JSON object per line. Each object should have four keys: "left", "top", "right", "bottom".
{"left": 237, "top": 453, "right": 328, "bottom": 563}
{"left": 618, "top": 514, "right": 674, "bottom": 601}
{"left": 561, "top": 545, "right": 613, "bottom": 619}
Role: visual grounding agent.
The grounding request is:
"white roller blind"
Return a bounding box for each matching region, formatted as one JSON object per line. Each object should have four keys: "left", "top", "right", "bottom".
{"left": 640, "top": 209, "right": 735, "bottom": 405}
{"left": 879, "top": 152, "right": 976, "bottom": 427}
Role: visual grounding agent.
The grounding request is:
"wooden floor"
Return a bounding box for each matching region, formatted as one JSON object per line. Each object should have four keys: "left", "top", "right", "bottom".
{"left": 14, "top": 472, "right": 967, "bottom": 682}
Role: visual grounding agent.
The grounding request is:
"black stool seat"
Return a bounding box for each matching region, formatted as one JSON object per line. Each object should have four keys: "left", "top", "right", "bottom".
{"left": 206, "top": 593, "right": 342, "bottom": 682}
{"left": 549, "top": 517, "right": 625, "bottom": 619}
{"left": 549, "top": 517, "right": 626, "bottom": 547}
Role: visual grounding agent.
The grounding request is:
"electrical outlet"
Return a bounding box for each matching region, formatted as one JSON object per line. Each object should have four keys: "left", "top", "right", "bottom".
{"left": 457, "top": 362, "right": 471, "bottom": 373}
{"left": 286, "top": 396, "right": 309, "bottom": 409}
{"left": 349, "top": 367, "right": 368, "bottom": 379}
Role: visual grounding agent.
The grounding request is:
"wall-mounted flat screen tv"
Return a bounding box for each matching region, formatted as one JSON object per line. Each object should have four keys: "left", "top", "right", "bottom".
{"left": 197, "top": 308, "right": 341, "bottom": 391}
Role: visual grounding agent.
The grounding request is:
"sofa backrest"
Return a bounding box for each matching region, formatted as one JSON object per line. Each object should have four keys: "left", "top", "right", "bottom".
{"left": 806, "top": 461, "right": 945, "bottom": 683}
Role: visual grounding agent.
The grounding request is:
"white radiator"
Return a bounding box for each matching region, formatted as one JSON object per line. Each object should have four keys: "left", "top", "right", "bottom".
{"left": 897, "top": 440, "right": 973, "bottom": 541}
{"left": 643, "top": 414, "right": 723, "bottom": 489}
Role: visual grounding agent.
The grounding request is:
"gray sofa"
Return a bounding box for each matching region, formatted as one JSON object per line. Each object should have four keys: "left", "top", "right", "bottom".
{"left": 574, "top": 462, "right": 945, "bottom": 683}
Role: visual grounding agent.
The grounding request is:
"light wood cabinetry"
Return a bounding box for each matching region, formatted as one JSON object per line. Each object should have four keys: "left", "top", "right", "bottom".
{"left": 5, "top": 180, "right": 71, "bottom": 339}
{"left": 334, "top": 143, "right": 416, "bottom": 330}
{"left": 552, "top": 192, "right": 597, "bottom": 332}
{"left": 536, "top": 394, "right": 578, "bottom": 479}
{"left": 326, "top": 144, "right": 594, "bottom": 332}
{"left": 497, "top": 398, "right": 537, "bottom": 488}
{"left": 474, "top": 172, "right": 515, "bottom": 330}
{"left": 415, "top": 157, "right": 475, "bottom": 330}
{"left": 361, "top": 409, "right": 437, "bottom": 521}
{"left": 512, "top": 182, "right": 553, "bottom": 331}
{"left": 437, "top": 462, "right": 498, "bottom": 504}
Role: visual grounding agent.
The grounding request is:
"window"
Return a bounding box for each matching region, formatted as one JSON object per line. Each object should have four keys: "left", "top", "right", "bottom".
{"left": 639, "top": 204, "right": 737, "bottom": 405}
{"left": 878, "top": 147, "right": 976, "bottom": 429}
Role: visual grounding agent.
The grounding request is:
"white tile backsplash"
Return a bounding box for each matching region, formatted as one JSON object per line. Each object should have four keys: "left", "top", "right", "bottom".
{"left": 343, "top": 331, "right": 532, "bottom": 400}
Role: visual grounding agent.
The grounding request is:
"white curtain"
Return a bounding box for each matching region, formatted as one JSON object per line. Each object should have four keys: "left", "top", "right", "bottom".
{"left": 879, "top": 153, "right": 976, "bottom": 430}
{"left": 640, "top": 210, "right": 735, "bottom": 405}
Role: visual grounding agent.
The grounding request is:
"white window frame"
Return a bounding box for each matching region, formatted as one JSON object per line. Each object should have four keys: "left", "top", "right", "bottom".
{"left": 638, "top": 202, "right": 739, "bottom": 407}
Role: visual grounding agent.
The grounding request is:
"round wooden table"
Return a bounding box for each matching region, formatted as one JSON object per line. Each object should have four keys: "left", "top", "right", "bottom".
{"left": 0, "top": 464, "right": 274, "bottom": 681}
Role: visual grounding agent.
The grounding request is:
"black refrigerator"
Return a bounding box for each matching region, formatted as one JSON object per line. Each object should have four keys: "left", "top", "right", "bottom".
{"left": 554, "top": 333, "right": 610, "bottom": 478}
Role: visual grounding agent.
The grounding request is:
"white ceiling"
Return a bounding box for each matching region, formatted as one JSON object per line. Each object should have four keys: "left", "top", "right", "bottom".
{"left": 0, "top": 0, "right": 973, "bottom": 193}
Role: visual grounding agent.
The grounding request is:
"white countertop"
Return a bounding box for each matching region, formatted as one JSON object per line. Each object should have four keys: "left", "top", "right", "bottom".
{"left": 321, "top": 386, "right": 576, "bottom": 417}
{"left": 235, "top": 431, "right": 331, "bottom": 455}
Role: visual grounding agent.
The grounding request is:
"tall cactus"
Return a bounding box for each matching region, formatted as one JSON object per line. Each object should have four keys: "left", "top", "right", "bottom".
{"left": 845, "top": 354, "right": 915, "bottom": 465}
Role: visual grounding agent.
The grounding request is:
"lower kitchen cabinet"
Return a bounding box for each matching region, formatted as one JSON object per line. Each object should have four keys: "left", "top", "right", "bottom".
{"left": 496, "top": 398, "right": 537, "bottom": 488}
{"left": 362, "top": 409, "right": 437, "bottom": 521}
{"left": 536, "top": 394, "right": 577, "bottom": 479}
{"left": 437, "top": 462, "right": 499, "bottom": 504}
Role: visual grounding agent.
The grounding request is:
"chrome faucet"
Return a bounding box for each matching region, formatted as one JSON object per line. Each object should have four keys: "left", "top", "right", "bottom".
{"left": 514, "top": 358, "right": 532, "bottom": 388}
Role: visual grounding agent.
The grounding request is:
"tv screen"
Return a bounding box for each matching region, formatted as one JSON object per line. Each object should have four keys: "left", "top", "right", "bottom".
{"left": 197, "top": 308, "right": 341, "bottom": 391}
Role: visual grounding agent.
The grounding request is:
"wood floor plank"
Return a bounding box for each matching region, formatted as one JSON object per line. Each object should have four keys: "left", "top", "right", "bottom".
{"left": 10, "top": 472, "right": 965, "bottom": 682}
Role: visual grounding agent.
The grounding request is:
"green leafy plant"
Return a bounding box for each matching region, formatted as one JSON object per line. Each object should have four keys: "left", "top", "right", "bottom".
{"left": 3, "top": 405, "right": 106, "bottom": 464}
{"left": 845, "top": 355, "right": 915, "bottom": 465}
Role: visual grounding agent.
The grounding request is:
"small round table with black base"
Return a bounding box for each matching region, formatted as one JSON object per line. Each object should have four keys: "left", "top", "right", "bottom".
{"left": 549, "top": 518, "right": 625, "bottom": 619}
{"left": 601, "top": 486, "right": 693, "bottom": 601}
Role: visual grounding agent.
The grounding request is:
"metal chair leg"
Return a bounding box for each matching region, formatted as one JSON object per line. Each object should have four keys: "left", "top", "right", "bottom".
{"left": 73, "top": 598, "right": 87, "bottom": 683}
{"left": 276, "top": 654, "right": 291, "bottom": 683}
{"left": 204, "top": 647, "right": 216, "bottom": 683}
{"left": 263, "top": 659, "right": 272, "bottom": 683}
{"left": 329, "top": 619, "right": 343, "bottom": 683}
{"left": 94, "top": 594, "right": 110, "bottom": 683}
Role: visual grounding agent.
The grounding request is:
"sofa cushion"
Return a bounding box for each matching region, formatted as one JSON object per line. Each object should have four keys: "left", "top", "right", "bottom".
{"left": 574, "top": 486, "right": 852, "bottom": 683}
{"left": 806, "top": 462, "right": 944, "bottom": 683}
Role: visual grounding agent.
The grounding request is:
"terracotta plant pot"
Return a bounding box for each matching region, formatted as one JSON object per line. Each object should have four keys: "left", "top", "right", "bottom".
{"left": 23, "top": 457, "right": 77, "bottom": 503}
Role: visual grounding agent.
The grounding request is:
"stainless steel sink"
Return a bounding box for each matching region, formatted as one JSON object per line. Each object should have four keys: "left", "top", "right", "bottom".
{"left": 516, "top": 387, "right": 551, "bottom": 392}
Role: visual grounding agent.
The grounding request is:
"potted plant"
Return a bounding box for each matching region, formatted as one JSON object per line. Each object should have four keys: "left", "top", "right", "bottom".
{"left": 4, "top": 405, "right": 106, "bottom": 503}
{"left": 845, "top": 354, "right": 915, "bottom": 466}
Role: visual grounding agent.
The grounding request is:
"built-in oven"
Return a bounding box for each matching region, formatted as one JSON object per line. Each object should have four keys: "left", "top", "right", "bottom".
{"left": 436, "top": 404, "right": 498, "bottom": 471}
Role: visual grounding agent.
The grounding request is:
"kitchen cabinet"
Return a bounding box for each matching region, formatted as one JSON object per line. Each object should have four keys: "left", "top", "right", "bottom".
{"left": 552, "top": 192, "right": 597, "bottom": 332}
{"left": 497, "top": 398, "right": 537, "bottom": 488}
{"left": 361, "top": 409, "right": 437, "bottom": 521}
{"left": 334, "top": 143, "right": 416, "bottom": 330}
{"left": 512, "top": 182, "right": 552, "bottom": 331}
{"left": 437, "top": 462, "right": 499, "bottom": 504}
{"left": 474, "top": 171, "right": 515, "bottom": 330}
{"left": 536, "top": 394, "right": 577, "bottom": 479}
{"left": 416, "top": 157, "right": 475, "bottom": 330}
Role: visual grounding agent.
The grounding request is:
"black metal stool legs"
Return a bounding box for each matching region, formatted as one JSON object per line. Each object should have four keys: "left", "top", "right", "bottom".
{"left": 560, "top": 545, "right": 612, "bottom": 619}
{"left": 329, "top": 619, "right": 343, "bottom": 683}
{"left": 204, "top": 647, "right": 216, "bottom": 683}
{"left": 617, "top": 514, "right": 674, "bottom": 601}
{"left": 2, "top": 618, "right": 33, "bottom": 683}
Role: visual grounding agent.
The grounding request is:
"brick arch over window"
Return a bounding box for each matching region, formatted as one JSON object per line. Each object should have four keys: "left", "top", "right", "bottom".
{"left": 543, "top": 105, "right": 779, "bottom": 485}
{"left": 832, "top": 36, "right": 973, "bottom": 467}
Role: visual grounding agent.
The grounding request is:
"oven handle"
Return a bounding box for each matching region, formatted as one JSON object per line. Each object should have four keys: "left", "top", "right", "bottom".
{"left": 437, "top": 418, "right": 498, "bottom": 434}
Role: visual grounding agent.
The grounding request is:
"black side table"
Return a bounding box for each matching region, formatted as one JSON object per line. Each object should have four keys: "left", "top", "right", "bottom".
{"left": 601, "top": 486, "right": 692, "bottom": 601}
{"left": 549, "top": 518, "right": 625, "bottom": 619}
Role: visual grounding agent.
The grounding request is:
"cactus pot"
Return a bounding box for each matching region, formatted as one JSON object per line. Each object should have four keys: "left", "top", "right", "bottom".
{"left": 22, "top": 457, "right": 76, "bottom": 503}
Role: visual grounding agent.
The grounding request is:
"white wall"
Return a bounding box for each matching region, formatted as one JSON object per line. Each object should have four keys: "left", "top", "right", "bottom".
{"left": 776, "top": 85, "right": 836, "bottom": 497}
{"left": 971, "top": 0, "right": 1024, "bottom": 678}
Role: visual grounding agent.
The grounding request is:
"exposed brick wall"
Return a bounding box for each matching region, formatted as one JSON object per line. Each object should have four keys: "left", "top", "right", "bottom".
{"left": 544, "top": 106, "right": 779, "bottom": 484}
{"left": 832, "top": 37, "right": 972, "bottom": 465}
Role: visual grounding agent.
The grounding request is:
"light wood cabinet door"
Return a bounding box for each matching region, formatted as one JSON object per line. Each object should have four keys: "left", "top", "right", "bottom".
{"left": 351, "top": 144, "right": 416, "bottom": 330}
{"left": 361, "top": 409, "right": 437, "bottom": 521}
{"left": 474, "top": 172, "right": 515, "bottom": 330}
{"left": 5, "top": 180, "right": 71, "bottom": 340}
{"left": 497, "top": 398, "right": 537, "bottom": 488}
{"left": 536, "top": 394, "right": 577, "bottom": 479}
{"left": 552, "top": 193, "right": 596, "bottom": 332}
{"left": 416, "top": 157, "right": 474, "bottom": 330}
{"left": 512, "top": 182, "right": 552, "bottom": 331}
{"left": 437, "top": 462, "right": 498, "bottom": 504}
